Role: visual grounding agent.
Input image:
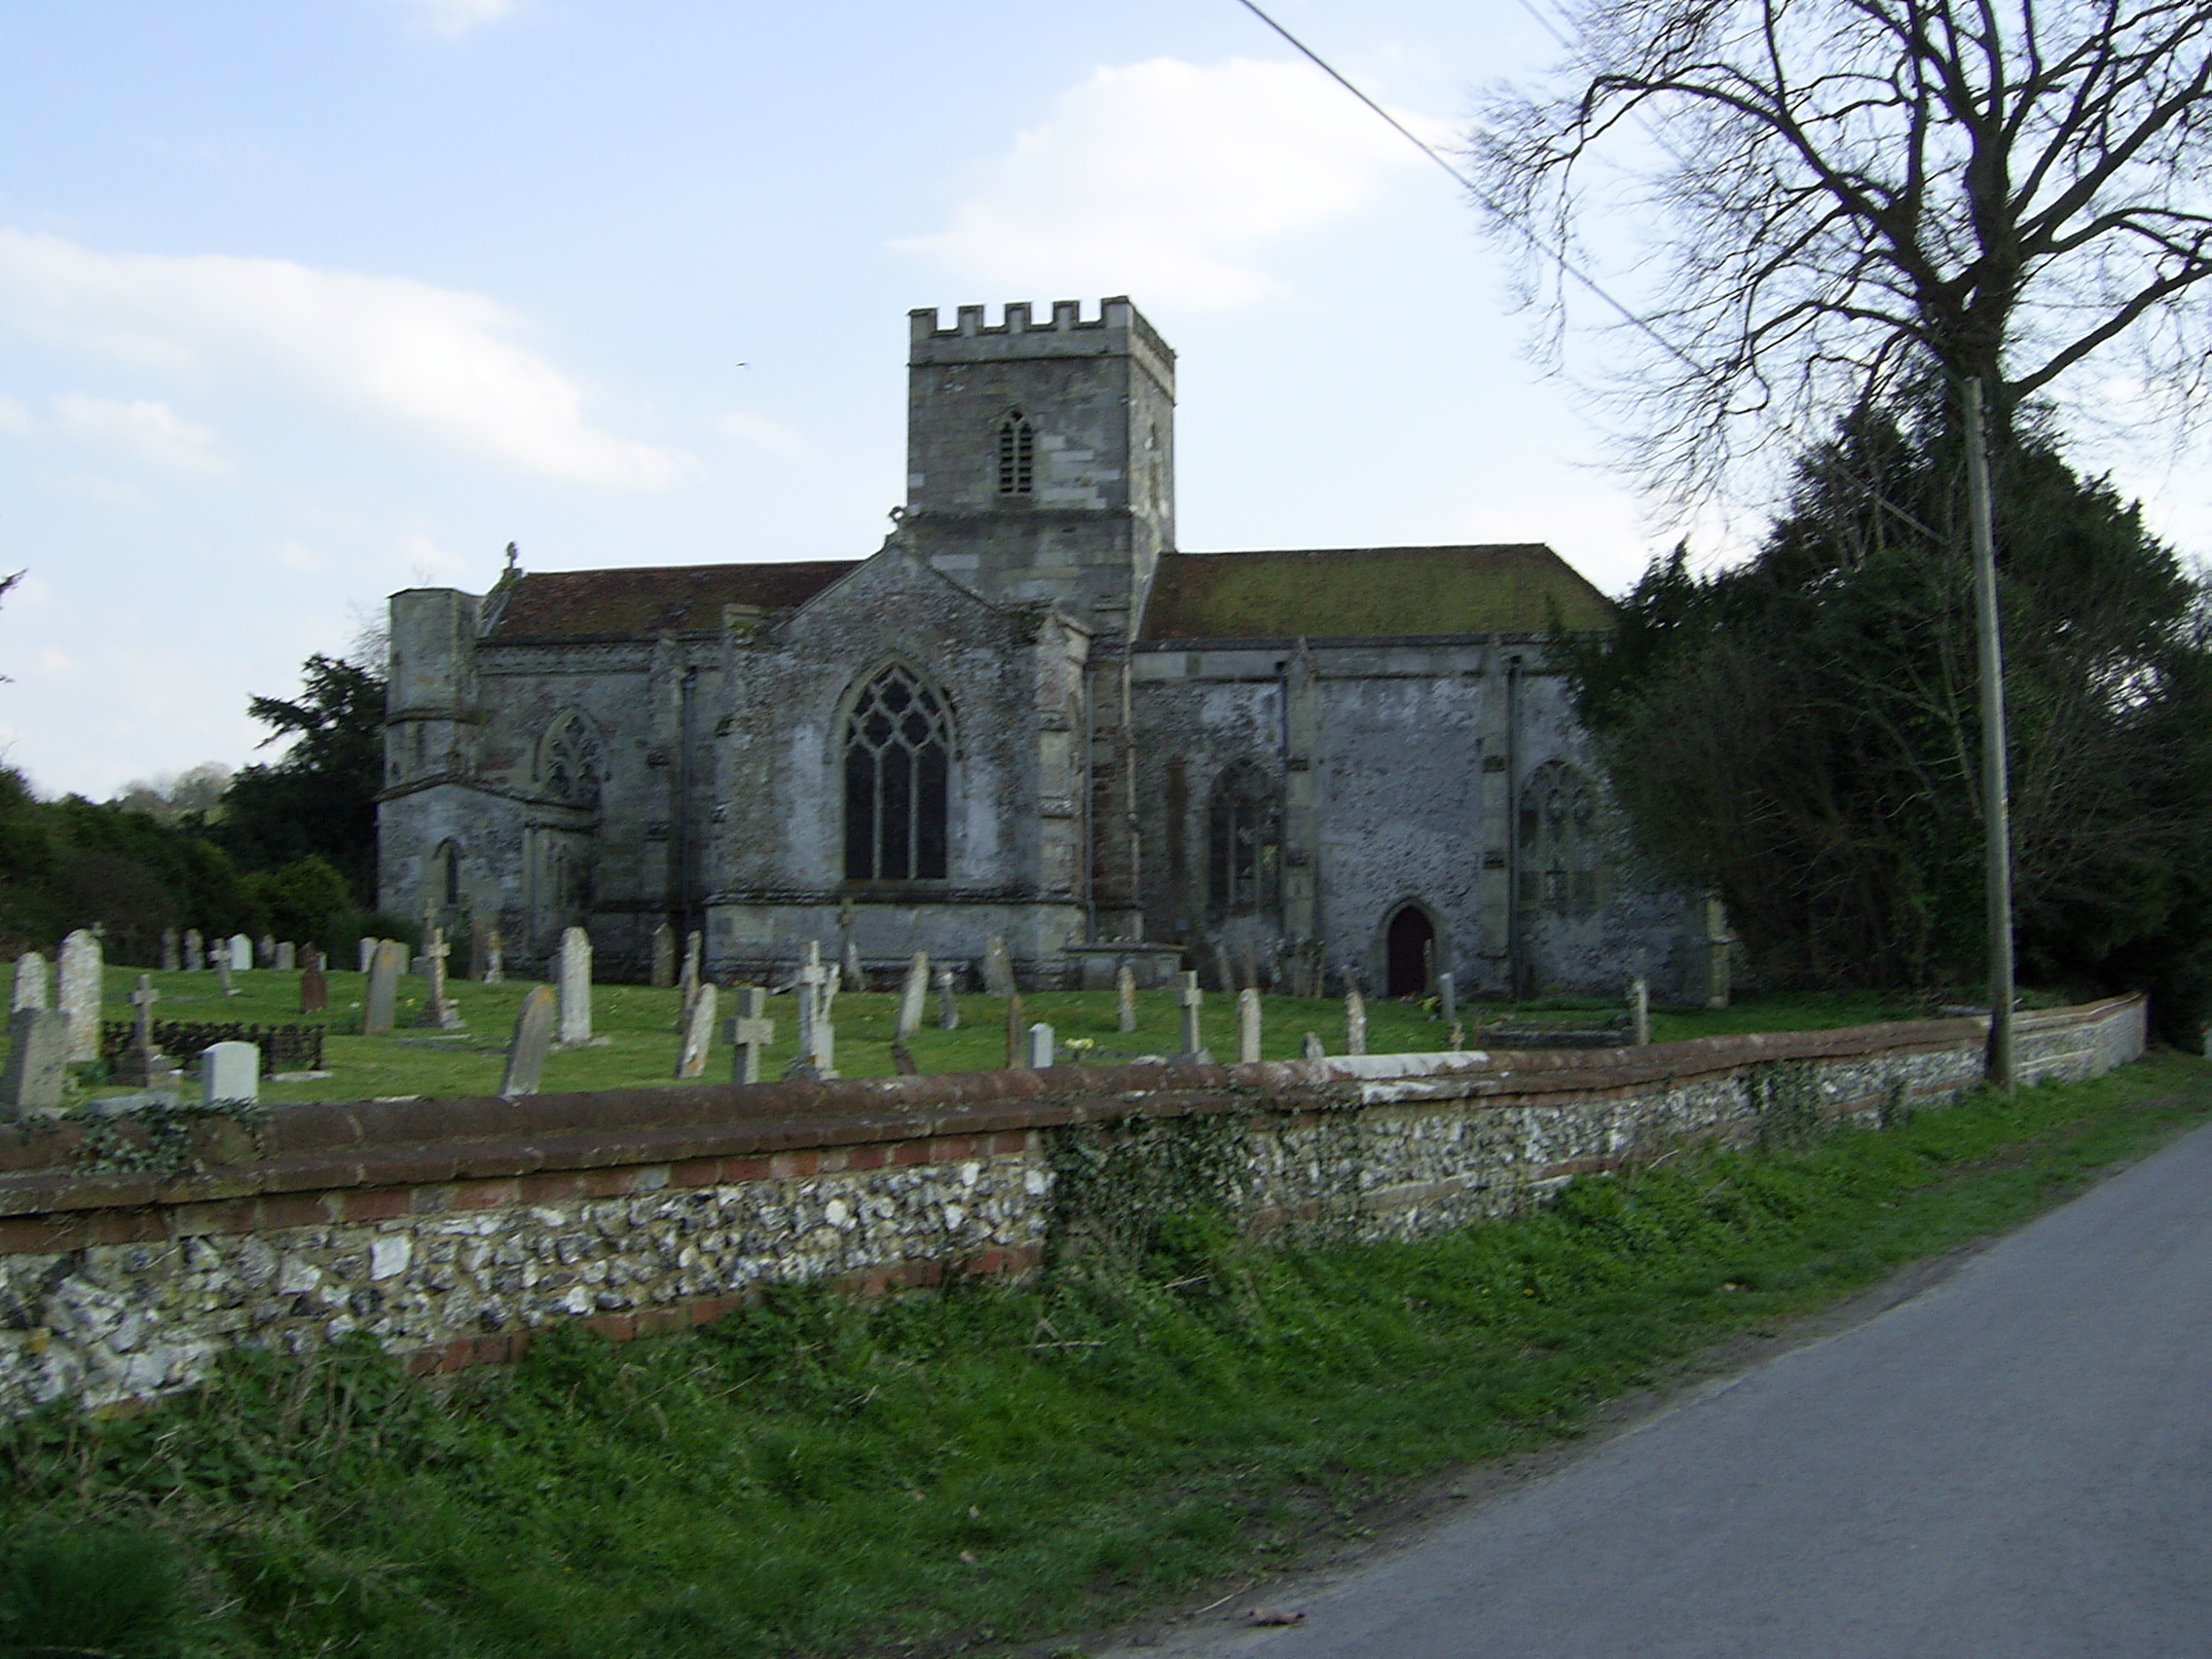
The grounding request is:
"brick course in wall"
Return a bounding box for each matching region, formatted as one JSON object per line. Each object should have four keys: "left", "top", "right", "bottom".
{"left": 0, "top": 995, "right": 2146, "bottom": 1415}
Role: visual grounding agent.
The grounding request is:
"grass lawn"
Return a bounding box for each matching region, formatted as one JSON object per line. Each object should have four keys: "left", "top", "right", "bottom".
{"left": 5, "top": 1046, "right": 2204, "bottom": 1659}
{"left": 52, "top": 966, "right": 1943, "bottom": 1105}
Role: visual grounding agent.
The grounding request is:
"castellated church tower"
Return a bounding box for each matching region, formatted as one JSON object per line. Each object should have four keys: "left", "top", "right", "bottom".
{"left": 902, "top": 297, "right": 1175, "bottom": 637}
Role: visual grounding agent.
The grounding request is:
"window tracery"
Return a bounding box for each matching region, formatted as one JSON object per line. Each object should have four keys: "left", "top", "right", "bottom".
{"left": 1518, "top": 760, "right": 1603, "bottom": 916}
{"left": 1207, "top": 759, "right": 1281, "bottom": 918}
{"left": 844, "top": 665, "right": 951, "bottom": 882}
{"left": 543, "top": 716, "right": 604, "bottom": 811}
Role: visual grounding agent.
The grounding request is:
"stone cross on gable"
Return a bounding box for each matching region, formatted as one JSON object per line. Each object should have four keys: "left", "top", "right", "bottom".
{"left": 723, "top": 986, "right": 775, "bottom": 1085}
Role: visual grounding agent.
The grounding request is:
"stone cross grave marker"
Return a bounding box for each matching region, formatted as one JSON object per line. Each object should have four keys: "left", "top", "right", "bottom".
{"left": 161, "top": 929, "right": 180, "bottom": 972}
{"left": 842, "top": 938, "right": 864, "bottom": 991}
{"left": 485, "top": 927, "right": 504, "bottom": 984}
{"left": 115, "top": 974, "right": 175, "bottom": 1088}
{"left": 1438, "top": 971, "right": 1456, "bottom": 1027}
{"left": 421, "top": 928, "right": 461, "bottom": 1028}
{"left": 276, "top": 941, "right": 296, "bottom": 972}
{"left": 58, "top": 930, "right": 101, "bottom": 1064}
{"left": 795, "top": 943, "right": 833, "bottom": 1074}
{"left": 363, "top": 940, "right": 402, "bottom": 1035}
{"left": 557, "top": 927, "right": 593, "bottom": 1046}
{"left": 1, "top": 1009, "right": 69, "bottom": 1113}
{"left": 11, "top": 952, "right": 47, "bottom": 1013}
{"left": 936, "top": 967, "right": 959, "bottom": 1030}
{"left": 499, "top": 985, "right": 557, "bottom": 1096}
{"left": 896, "top": 952, "right": 930, "bottom": 1043}
{"left": 257, "top": 934, "right": 276, "bottom": 969}
{"left": 1302, "top": 1031, "right": 1326, "bottom": 1060}
{"left": 723, "top": 986, "right": 775, "bottom": 1085}
{"left": 1629, "top": 977, "right": 1651, "bottom": 1047}
{"left": 1026, "top": 1021, "right": 1054, "bottom": 1069}
{"left": 650, "top": 920, "right": 677, "bottom": 988}
{"left": 675, "top": 981, "right": 718, "bottom": 1079}
{"left": 200, "top": 1039, "right": 260, "bottom": 1106}
{"left": 1346, "top": 983, "right": 1368, "bottom": 1056}
{"left": 1176, "top": 971, "right": 1207, "bottom": 1061}
{"left": 982, "top": 935, "right": 1016, "bottom": 997}
{"left": 1116, "top": 964, "right": 1137, "bottom": 1033}
{"left": 183, "top": 929, "right": 203, "bottom": 972}
{"left": 301, "top": 950, "right": 328, "bottom": 1014}
{"left": 228, "top": 934, "right": 251, "bottom": 973}
{"left": 214, "top": 953, "right": 237, "bottom": 998}
{"left": 1237, "top": 986, "right": 1263, "bottom": 1064}
{"left": 1003, "top": 992, "right": 1026, "bottom": 1068}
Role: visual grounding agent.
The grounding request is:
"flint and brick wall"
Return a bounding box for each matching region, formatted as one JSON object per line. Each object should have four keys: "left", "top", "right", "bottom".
{"left": 0, "top": 995, "right": 2146, "bottom": 1416}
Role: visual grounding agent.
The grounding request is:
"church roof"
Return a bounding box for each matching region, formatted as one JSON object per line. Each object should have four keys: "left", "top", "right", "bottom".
{"left": 485, "top": 561, "right": 860, "bottom": 640}
{"left": 1136, "top": 545, "right": 1615, "bottom": 643}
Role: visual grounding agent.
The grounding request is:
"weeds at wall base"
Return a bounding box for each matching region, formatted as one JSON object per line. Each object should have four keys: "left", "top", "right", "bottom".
{"left": 2, "top": 1052, "right": 2204, "bottom": 1659}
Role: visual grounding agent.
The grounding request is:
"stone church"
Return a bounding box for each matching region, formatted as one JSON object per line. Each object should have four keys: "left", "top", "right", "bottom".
{"left": 380, "top": 297, "right": 1714, "bottom": 1000}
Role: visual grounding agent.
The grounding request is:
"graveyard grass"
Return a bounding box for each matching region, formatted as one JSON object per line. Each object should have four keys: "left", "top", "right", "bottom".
{"left": 5, "top": 1046, "right": 2207, "bottom": 1659}
{"left": 39, "top": 965, "right": 1933, "bottom": 1106}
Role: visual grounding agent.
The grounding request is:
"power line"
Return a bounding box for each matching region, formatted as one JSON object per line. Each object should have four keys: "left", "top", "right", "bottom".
{"left": 1228, "top": 0, "right": 1702, "bottom": 373}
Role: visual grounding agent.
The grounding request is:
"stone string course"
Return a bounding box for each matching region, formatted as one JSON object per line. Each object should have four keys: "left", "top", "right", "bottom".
{"left": 0, "top": 995, "right": 2146, "bottom": 1416}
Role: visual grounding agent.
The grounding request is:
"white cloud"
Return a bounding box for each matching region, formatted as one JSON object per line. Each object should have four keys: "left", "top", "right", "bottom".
{"left": 0, "top": 392, "right": 28, "bottom": 433}
{"left": 892, "top": 57, "right": 1427, "bottom": 308}
{"left": 273, "top": 538, "right": 325, "bottom": 571}
{"left": 0, "top": 229, "right": 673, "bottom": 488}
{"left": 57, "top": 394, "right": 227, "bottom": 476}
{"left": 712, "top": 409, "right": 809, "bottom": 460}
{"left": 388, "top": 0, "right": 516, "bottom": 40}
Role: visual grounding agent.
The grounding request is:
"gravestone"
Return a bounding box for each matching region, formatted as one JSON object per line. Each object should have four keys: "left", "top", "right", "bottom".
{"left": 256, "top": 934, "right": 276, "bottom": 969}
{"left": 498, "top": 985, "right": 557, "bottom": 1096}
{"left": 420, "top": 928, "right": 461, "bottom": 1028}
{"left": 936, "top": 967, "right": 959, "bottom": 1030}
{"left": 1240, "top": 947, "right": 1261, "bottom": 995}
{"left": 681, "top": 930, "right": 704, "bottom": 1015}
{"left": 1, "top": 1010, "right": 69, "bottom": 1113}
{"left": 650, "top": 921, "right": 677, "bottom": 988}
{"left": 1629, "top": 977, "right": 1651, "bottom": 1047}
{"left": 357, "top": 938, "right": 376, "bottom": 975}
{"left": 276, "top": 941, "right": 296, "bottom": 972}
{"left": 1237, "top": 987, "right": 1262, "bottom": 1064}
{"left": 982, "top": 935, "right": 1016, "bottom": 998}
{"left": 114, "top": 974, "right": 176, "bottom": 1088}
{"left": 558, "top": 927, "right": 593, "bottom": 1046}
{"left": 1211, "top": 941, "right": 1237, "bottom": 994}
{"left": 821, "top": 965, "right": 841, "bottom": 1020}
{"left": 484, "top": 927, "right": 504, "bottom": 984}
{"left": 200, "top": 1040, "right": 260, "bottom": 1106}
{"left": 362, "top": 940, "right": 402, "bottom": 1035}
{"left": 1346, "top": 985, "right": 1368, "bottom": 1056}
{"left": 58, "top": 930, "right": 101, "bottom": 1064}
{"left": 161, "top": 929, "right": 180, "bottom": 972}
{"left": 896, "top": 952, "right": 929, "bottom": 1043}
{"left": 10, "top": 952, "right": 48, "bottom": 1013}
{"left": 301, "top": 951, "right": 328, "bottom": 1014}
{"left": 1003, "top": 993, "right": 1025, "bottom": 1068}
{"left": 675, "top": 982, "right": 718, "bottom": 1079}
{"left": 214, "top": 953, "right": 237, "bottom": 999}
{"left": 1116, "top": 964, "right": 1138, "bottom": 1033}
{"left": 1438, "top": 971, "right": 1456, "bottom": 1026}
{"left": 723, "top": 986, "right": 775, "bottom": 1085}
{"left": 1176, "top": 971, "right": 1208, "bottom": 1062}
{"left": 183, "top": 929, "right": 203, "bottom": 972}
{"left": 843, "top": 938, "right": 865, "bottom": 991}
{"left": 794, "top": 945, "right": 823, "bottom": 1064}
{"left": 1026, "top": 1022, "right": 1054, "bottom": 1069}
{"left": 1302, "top": 1031, "right": 1326, "bottom": 1060}
{"left": 228, "top": 934, "right": 251, "bottom": 973}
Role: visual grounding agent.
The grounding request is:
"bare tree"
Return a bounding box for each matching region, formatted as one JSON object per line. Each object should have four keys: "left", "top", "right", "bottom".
{"left": 1473, "top": 0, "right": 2212, "bottom": 498}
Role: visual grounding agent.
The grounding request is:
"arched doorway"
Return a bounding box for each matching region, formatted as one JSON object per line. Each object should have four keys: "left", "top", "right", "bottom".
{"left": 1384, "top": 904, "right": 1435, "bottom": 998}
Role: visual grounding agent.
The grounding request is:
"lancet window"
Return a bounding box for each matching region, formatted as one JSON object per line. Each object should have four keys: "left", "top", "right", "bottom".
{"left": 995, "top": 410, "right": 1035, "bottom": 496}
{"left": 844, "top": 665, "right": 951, "bottom": 882}
{"left": 1207, "top": 759, "right": 1281, "bottom": 918}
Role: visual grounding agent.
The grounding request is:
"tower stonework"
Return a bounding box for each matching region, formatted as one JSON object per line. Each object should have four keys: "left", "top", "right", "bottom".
{"left": 903, "top": 297, "right": 1175, "bottom": 637}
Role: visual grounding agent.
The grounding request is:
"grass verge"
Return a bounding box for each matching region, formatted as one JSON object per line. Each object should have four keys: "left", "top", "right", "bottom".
{"left": 10, "top": 1050, "right": 2205, "bottom": 1658}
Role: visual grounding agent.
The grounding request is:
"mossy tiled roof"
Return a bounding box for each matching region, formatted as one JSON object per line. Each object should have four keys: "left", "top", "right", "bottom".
{"left": 485, "top": 561, "right": 859, "bottom": 640}
{"left": 1138, "top": 545, "right": 1614, "bottom": 642}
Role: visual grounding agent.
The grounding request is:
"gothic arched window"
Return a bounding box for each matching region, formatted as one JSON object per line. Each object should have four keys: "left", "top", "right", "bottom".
{"left": 1207, "top": 759, "right": 1281, "bottom": 918}
{"left": 434, "top": 838, "right": 462, "bottom": 908}
{"left": 543, "top": 716, "right": 604, "bottom": 811}
{"left": 844, "top": 666, "right": 951, "bottom": 882}
{"left": 995, "top": 410, "right": 1035, "bottom": 496}
{"left": 1518, "top": 761, "right": 1602, "bottom": 916}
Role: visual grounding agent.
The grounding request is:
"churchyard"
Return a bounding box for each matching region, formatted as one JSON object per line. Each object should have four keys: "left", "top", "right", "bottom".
{"left": 4, "top": 936, "right": 1914, "bottom": 1109}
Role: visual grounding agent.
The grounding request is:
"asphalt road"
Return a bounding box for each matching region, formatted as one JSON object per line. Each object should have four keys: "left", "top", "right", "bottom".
{"left": 1133, "top": 1115, "right": 2212, "bottom": 1659}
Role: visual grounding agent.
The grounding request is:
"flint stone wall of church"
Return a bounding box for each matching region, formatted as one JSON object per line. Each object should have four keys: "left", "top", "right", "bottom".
{"left": 0, "top": 995, "right": 2143, "bottom": 1417}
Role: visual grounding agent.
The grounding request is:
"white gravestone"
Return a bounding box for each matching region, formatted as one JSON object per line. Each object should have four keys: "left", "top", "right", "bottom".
{"left": 936, "top": 967, "right": 959, "bottom": 1030}
{"left": 1, "top": 1010, "right": 69, "bottom": 1113}
{"left": 11, "top": 952, "right": 48, "bottom": 1013}
{"left": 896, "top": 952, "right": 930, "bottom": 1043}
{"left": 1346, "top": 983, "right": 1368, "bottom": 1056}
{"left": 1116, "top": 964, "right": 1138, "bottom": 1034}
{"left": 182, "top": 929, "right": 203, "bottom": 973}
{"left": 1630, "top": 977, "right": 1651, "bottom": 1047}
{"left": 227, "top": 934, "right": 251, "bottom": 973}
{"left": 358, "top": 938, "right": 377, "bottom": 975}
{"left": 57, "top": 930, "right": 101, "bottom": 1064}
{"left": 1438, "top": 971, "right": 1456, "bottom": 1027}
{"left": 1237, "top": 986, "right": 1263, "bottom": 1064}
{"left": 499, "top": 985, "right": 557, "bottom": 1097}
{"left": 1025, "top": 1021, "right": 1054, "bottom": 1069}
{"left": 200, "top": 1040, "right": 260, "bottom": 1106}
{"left": 276, "top": 941, "right": 296, "bottom": 972}
{"left": 1176, "top": 971, "right": 1209, "bottom": 1062}
{"left": 675, "top": 982, "right": 718, "bottom": 1079}
{"left": 362, "top": 940, "right": 402, "bottom": 1035}
{"left": 557, "top": 926, "right": 593, "bottom": 1047}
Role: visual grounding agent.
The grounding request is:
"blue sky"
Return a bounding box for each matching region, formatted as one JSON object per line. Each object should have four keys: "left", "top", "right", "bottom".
{"left": 1, "top": 0, "right": 2205, "bottom": 800}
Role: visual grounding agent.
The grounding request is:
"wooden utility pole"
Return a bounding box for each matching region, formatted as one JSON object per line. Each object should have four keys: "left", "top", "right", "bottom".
{"left": 1963, "top": 378, "right": 2016, "bottom": 1089}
